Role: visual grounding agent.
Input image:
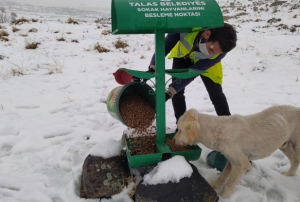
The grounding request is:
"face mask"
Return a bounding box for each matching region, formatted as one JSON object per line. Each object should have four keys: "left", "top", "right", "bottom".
{"left": 199, "top": 42, "right": 210, "bottom": 55}
{"left": 198, "top": 37, "right": 212, "bottom": 56}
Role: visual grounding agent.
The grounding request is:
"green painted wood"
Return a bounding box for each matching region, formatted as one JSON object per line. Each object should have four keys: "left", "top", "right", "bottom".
{"left": 155, "top": 29, "right": 166, "bottom": 145}
{"left": 111, "top": 0, "right": 224, "bottom": 34}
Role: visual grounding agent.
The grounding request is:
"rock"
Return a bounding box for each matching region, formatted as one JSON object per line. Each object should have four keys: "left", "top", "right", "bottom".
{"left": 80, "top": 150, "right": 131, "bottom": 199}
{"left": 134, "top": 163, "right": 219, "bottom": 202}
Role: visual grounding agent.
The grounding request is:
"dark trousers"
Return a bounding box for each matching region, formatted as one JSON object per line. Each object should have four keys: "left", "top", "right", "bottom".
{"left": 171, "top": 58, "right": 231, "bottom": 122}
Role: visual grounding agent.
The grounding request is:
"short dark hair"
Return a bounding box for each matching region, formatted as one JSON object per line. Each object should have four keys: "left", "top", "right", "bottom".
{"left": 208, "top": 23, "right": 237, "bottom": 53}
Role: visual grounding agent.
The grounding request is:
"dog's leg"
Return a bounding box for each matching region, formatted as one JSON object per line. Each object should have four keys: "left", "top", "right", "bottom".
{"left": 280, "top": 141, "right": 300, "bottom": 176}
{"left": 220, "top": 157, "right": 250, "bottom": 198}
{"left": 208, "top": 162, "right": 231, "bottom": 189}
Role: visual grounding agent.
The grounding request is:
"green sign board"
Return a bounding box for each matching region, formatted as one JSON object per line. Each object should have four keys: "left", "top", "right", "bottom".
{"left": 112, "top": 0, "right": 224, "bottom": 34}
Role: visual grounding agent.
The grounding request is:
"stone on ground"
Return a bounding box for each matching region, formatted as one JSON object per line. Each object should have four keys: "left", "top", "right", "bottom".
{"left": 134, "top": 163, "right": 219, "bottom": 202}
{"left": 80, "top": 150, "right": 130, "bottom": 198}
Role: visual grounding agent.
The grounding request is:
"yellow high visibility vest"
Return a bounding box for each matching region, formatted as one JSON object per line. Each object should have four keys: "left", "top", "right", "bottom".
{"left": 168, "top": 32, "right": 223, "bottom": 84}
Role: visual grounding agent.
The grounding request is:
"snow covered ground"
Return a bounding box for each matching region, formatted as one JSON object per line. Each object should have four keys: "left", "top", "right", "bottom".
{"left": 0, "top": 0, "right": 300, "bottom": 201}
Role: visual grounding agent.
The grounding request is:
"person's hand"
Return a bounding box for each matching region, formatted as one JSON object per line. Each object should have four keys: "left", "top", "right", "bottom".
{"left": 165, "top": 87, "right": 176, "bottom": 101}
{"left": 132, "top": 66, "right": 155, "bottom": 82}
{"left": 149, "top": 65, "right": 155, "bottom": 70}
{"left": 165, "top": 91, "right": 172, "bottom": 101}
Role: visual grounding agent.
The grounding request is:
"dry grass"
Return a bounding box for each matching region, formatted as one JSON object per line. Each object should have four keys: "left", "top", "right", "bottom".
{"left": 94, "top": 43, "right": 110, "bottom": 53}
{"left": 0, "top": 66, "right": 10, "bottom": 79}
{"left": 101, "top": 29, "right": 111, "bottom": 35}
{"left": 11, "top": 17, "right": 30, "bottom": 25}
{"left": 67, "top": 18, "right": 79, "bottom": 25}
{"left": 50, "top": 58, "right": 65, "bottom": 74}
{"left": 71, "top": 39, "right": 79, "bottom": 43}
{"left": 53, "top": 58, "right": 65, "bottom": 74}
{"left": 0, "top": 30, "right": 9, "bottom": 37}
{"left": 95, "top": 17, "right": 111, "bottom": 24}
{"left": 20, "top": 33, "right": 28, "bottom": 37}
{"left": 40, "top": 58, "right": 65, "bottom": 75}
{"left": 25, "top": 39, "right": 40, "bottom": 49}
{"left": 12, "top": 26, "right": 20, "bottom": 32}
{"left": 114, "top": 39, "right": 129, "bottom": 49}
{"left": 94, "top": 18, "right": 101, "bottom": 23}
{"left": 9, "top": 61, "right": 24, "bottom": 76}
{"left": 117, "top": 57, "right": 130, "bottom": 65}
{"left": 11, "top": 68, "right": 23, "bottom": 76}
{"left": 57, "top": 37, "right": 66, "bottom": 42}
{"left": 28, "top": 28, "right": 38, "bottom": 33}
{"left": 119, "top": 175, "right": 139, "bottom": 198}
{"left": 0, "top": 36, "right": 9, "bottom": 41}
{"left": 25, "top": 42, "right": 40, "bottom": 49}
{"left": 267, "top": 18, "right": 281, "bottom": 24}
{"left": 290, "top": 4, "right": 300, "bottom": 10}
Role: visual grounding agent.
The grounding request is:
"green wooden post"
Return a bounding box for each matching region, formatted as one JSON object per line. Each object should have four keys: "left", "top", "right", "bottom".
{"left": 155, "top": 29, "right": 166, "bottom": 145}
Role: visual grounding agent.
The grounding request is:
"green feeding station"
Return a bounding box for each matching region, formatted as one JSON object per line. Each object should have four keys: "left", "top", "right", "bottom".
{"left": 109, "top": 0, "right": 227, "bottom": 171}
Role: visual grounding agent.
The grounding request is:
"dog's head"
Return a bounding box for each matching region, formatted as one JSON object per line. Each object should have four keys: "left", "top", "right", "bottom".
{"left": 173, "top": 108, "right": 200, "bottom": 146}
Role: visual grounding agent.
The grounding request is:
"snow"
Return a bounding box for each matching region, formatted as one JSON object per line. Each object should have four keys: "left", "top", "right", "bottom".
{"left": 0, "top": 0, "right": 300, "bottom": 201}
{"left": 7, "top": 0, "right": 111, "bottom": 12}
{"left": 143, "top": 155, "right": 193, "bottom": 185}
{"left": 89, "top": 138, "right": 123, "bottom": 159}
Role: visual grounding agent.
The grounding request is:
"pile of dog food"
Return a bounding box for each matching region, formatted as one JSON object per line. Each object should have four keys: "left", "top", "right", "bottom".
{"left": 127, "top": 135, "right": 192, "bottom": 155}
{"left": 119, "top": 93, "right": 192, "bottom": 155}
{"left": 119, "top": 94, "right": 155, "bottom": 134}
{"left": 127, "top": 135, "right": 156, "bottom": 156}
{"left": 166, "top": 138, "right": 193, "bottom": 152}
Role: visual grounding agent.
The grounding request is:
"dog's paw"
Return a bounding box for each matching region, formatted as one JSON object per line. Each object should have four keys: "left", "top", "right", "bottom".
{"left": 220, "top": 186, "right": 234, "bottom": 199}
{"left": 282, "top": 171, "right": 295, "bottom": 176}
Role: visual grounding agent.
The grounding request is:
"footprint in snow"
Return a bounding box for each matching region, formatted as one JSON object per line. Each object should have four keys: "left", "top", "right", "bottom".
{"left": 0, "top": 145, "right": 13, "bottom": 158}
{"left": 266, "top": 189, "right": 284, "bottom": 202}
{"left": 15, "top": 105, "right": 40, "bottom": 109}
{"left": 4, "top": 112, "right": 20, "bottom": 120}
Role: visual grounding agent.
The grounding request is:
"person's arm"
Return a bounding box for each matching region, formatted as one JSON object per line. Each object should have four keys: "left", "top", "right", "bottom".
{"left": 191, "top": 53, "right": 226, "bottom": 71}
{"left": 150, "top": 33, "right": 180, "bottom": 67}
{"left": 169, "top": 53, "right": 226, "bottom": 93}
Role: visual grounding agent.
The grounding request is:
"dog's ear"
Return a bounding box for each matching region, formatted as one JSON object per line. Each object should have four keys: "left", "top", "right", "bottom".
{"left": 184, "top": 109, "right": 200, "bottom": 143}
{"left": 186, "top": 126, "right": 197, "bottom": 143}
{"left": 184, "top": 109, "right": 199, "bottom": 123}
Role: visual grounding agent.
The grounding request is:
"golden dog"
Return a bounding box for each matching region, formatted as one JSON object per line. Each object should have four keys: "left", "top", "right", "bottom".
{"left": 173, "top": 105, "right": 300, "bottom": 198}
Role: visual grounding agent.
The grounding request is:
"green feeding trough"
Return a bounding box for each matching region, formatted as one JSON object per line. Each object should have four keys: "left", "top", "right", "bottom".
{"left": 110, "top": 0, "right": 226, "bottom": 169}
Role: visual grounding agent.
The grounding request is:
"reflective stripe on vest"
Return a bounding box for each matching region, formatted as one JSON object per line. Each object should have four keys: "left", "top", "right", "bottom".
{"left": 168, "top": 32, "right": 223, "bottom": 84}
